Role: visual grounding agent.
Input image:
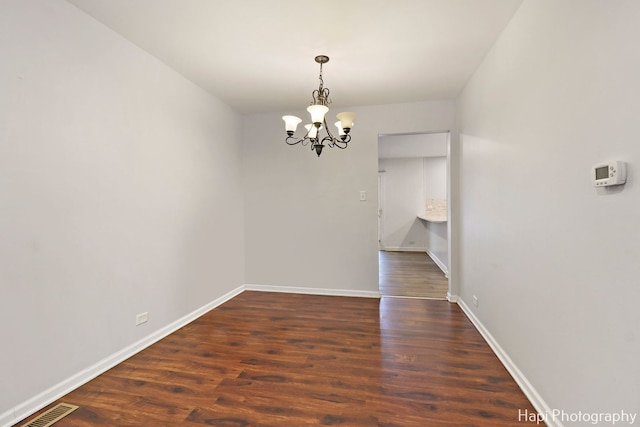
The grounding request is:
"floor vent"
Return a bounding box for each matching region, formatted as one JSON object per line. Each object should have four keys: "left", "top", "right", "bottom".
{"left": 21, "top": 403, "right": 79, "bottom": 427}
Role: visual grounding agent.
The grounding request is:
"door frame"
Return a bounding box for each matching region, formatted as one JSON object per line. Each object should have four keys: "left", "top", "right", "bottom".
{"left": 377, "top": 172, "right": 385, "bottom": 250}
{"left": 377, "top": 130, "right": 452, "bottom": 300}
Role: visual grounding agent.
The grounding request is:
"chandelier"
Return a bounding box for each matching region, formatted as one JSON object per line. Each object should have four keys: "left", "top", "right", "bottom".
{"left": 282, "top": 55, "right": 356, "bottom": 157}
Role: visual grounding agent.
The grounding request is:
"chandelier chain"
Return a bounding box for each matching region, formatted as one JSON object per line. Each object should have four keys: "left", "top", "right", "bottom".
{"left": 312, "top": 61, "right": 331, "bottom": 107}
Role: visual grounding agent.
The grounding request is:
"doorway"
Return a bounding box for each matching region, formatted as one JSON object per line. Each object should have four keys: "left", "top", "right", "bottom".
{"left": 377, "top": 131, "right": 450, "bottom": 299}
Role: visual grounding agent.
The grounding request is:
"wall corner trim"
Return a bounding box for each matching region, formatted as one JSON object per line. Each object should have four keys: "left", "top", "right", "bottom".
{"left": 2, "top": 286, "right": 245, "bottom": 427}
{"left": 456, "top": 298, "right": 563, "bottom": 427}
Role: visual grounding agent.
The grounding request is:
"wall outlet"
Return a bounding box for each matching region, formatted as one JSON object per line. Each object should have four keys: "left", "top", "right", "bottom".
{"left": 472, "top": 295, "right": 479, "bottom": 307}
{"left": 135, "top": 312, "right": 148, "bottom": 326}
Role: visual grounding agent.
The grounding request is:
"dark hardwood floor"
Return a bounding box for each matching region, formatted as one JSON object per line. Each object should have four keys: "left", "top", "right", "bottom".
{"left": 379, "top": 251, "right": 448, "bottom": 299}
{"left": 16, "top": 291, "right": 534, "bottom": 426}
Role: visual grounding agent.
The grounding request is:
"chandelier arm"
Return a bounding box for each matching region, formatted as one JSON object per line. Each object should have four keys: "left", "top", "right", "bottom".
{"left": 285, "top": 135, "right": 300, "bottom": 145}
{"left": 286, "top": 136, "right": 314, "bottom": 147}
{"left": 285, "top": 125, "right": 314, "bottom": 146}
{"left": 325, "top": 132, "right": 351, "bottom": 149}
{"left": 322, "top": 118, "right": 337, "bottom": 141}
{"left": 285, "top": 136, "right": 303, "bottom": 146}
{"left": 320, "top": 135, "right": 334, "bottom": 147}
{"left": 333, "top": 137, "right": 350, "bottom": 149}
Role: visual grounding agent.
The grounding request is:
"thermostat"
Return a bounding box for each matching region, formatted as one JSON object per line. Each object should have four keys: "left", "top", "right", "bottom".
{"left": 593, "top": 161, "right": 626, "bottom": 187}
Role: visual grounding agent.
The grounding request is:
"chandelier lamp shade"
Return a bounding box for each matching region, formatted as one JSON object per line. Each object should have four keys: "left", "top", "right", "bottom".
{"left": 282, "top": 55, "right": 356, "bottom": 157}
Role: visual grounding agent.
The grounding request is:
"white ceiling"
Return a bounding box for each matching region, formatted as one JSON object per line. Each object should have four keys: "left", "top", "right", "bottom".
{"left": 66, "top": 0, "right": 523, "bottom": 114}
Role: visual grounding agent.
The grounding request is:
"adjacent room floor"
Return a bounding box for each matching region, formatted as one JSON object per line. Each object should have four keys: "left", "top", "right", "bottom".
{"left": 379, "top": 250, "right": 448, "bottom": 299}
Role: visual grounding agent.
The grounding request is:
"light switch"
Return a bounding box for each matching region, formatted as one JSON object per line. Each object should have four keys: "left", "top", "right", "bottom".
{"left": 359, "top": 191, "right": 367, "bottom": 201}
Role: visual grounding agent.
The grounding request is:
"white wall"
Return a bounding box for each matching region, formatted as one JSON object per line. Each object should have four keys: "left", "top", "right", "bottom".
{"left": 423, "top": 157, "right": 448, "bottom": 271}
{"left": 457, "top": 0, "right": 640, "bottom": 424}
{"left": 377, "top": 155, "right": 448, "bottom": 266}
{"left": 242, "top": 101, "right": 455, "bottom": 294}
{"left": 379, "top": 158, "right": 426, "bottom": 251}
{"left": 0, "top": 1, "right": 243, "bottom": 424}
{"left": 379, "top": 132, "right": 448, "bottom": 158}
{"left": 423, "top": 157, "right": 447, "bottom": 200}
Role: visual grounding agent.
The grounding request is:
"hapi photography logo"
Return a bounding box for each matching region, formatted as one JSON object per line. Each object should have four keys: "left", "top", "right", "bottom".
{"left": 518, "top": 409, "right": 637, "bottom": 425}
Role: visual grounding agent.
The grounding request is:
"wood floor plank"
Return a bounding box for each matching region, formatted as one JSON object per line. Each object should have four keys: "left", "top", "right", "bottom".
{"left": 15, "top": 292, "right": 534, "bottom": 427}
{"left": 379, "top": 250, "right": 448, "bottom": 298}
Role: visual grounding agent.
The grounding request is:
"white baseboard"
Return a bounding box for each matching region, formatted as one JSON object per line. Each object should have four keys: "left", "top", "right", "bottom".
{"left": 2, "top": 283, "right": 379, "bottom": 427}
{"left": 1, "top": 286, "right": 244, "bottom": 427}
{"left": 425, "top": 249, "right": 449, "bottom": 277}
{"left": 244, "top": 284, "right": 381, "bottom": 299}
{"left": 457, "top": 298, "right": 560, "bottom": 427}
{"left": 2, "top": 288, "right": 555, "bottom": 427}
{"left": 0, "top": 408, "right": 12, "bottom": 427}
{"left": 381, "top": 246, "right": 427, "bottom": 252}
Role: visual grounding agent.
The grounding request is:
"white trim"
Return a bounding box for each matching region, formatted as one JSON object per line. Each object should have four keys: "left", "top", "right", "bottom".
{"left": 383, "top": 295, "right": 446, "bottom": 301}
{"left": 244, "top": 284, "right": 381, "bottom": 299}
{"left": 457, "top": 298, "right": 561, "bottom": 427}
{"left": 0, "top": 409, "right": 13, "bottom": 427}
{"left": 3, "top": 288, "right": 556, "bottom": 427}
{"left": 425, "top": 248, "right": 449, "bottom": 277}
{"left": 382, "top": 246, "right": 428, "bottom": 252}
{"left": 2, "top": 286, "right": 244, "bottom": 427}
